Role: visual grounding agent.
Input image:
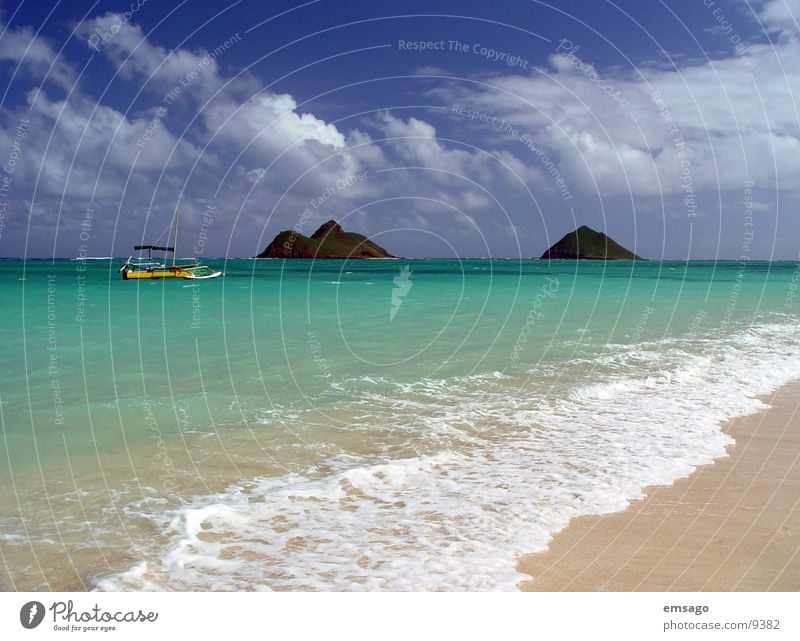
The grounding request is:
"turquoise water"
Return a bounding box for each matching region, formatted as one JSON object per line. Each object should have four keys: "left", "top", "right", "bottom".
{"left": 2, "top": 258, "right": 800, "bottom": 590}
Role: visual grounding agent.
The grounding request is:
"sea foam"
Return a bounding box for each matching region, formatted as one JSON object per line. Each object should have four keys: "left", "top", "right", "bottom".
{"left": 95, "top": 321, "right": 800, "bottom": 591}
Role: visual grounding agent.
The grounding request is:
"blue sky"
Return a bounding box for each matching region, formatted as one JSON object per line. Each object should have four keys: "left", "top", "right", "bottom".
{"left": 0, "top": 0, "right": 798, "bottom": 258}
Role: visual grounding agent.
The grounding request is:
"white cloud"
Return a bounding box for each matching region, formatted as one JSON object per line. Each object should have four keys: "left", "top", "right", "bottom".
{"left": 755, "top": 0, "right": 800, "bottom": 38}
{"left": 205, "top": 92, "right": 345, "bottom": 153}
{"left": 438, "top": 20, "right": 800, "bottom": 198}
{"left": 77, "top": 14, "right": 233, "bottom": 99}
{"left": 373, "top": 111, "right": 530, "bottom": 208}
{"left": 0, "top": 21, "right": 74, "bottom": 89}
{"left": 77, "top": 15, "right": 378, "bottom": 200}
{"left": 0, "top": 11, "right": 549, "bottom": 257}
{"left": 0, "top": 87, "right": 204, "bottom": 207}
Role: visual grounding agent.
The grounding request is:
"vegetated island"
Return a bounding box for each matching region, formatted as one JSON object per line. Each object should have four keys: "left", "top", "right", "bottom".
{"left": 256, "top": 220, "right": 395, "bottom": 258}
{"left": 540, "top": 225, "right": 643, "bottom": 260}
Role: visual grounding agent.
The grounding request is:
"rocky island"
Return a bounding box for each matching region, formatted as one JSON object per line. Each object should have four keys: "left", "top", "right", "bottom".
{"left": 540, "top": 225, "right": 642, "bottom": 260}
{"left": 257, "top": 220, "right": 394, "bottom": 259}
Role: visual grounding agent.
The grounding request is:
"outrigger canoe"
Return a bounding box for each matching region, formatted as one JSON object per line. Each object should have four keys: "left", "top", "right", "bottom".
{"left": 119, "top": 204, "right": 223, "bottom": 280}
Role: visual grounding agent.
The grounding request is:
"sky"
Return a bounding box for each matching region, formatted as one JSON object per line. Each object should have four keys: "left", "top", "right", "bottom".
{"left": 0, "top": 0, "right": 798, "bottom": 259}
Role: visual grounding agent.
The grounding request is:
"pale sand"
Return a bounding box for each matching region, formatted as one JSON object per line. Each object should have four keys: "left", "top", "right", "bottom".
{"left": 518, "top": 381, "right": 800, "bottom": 591}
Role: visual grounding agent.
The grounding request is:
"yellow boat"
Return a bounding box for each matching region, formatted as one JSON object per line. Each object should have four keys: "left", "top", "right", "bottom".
{"left": 120, "top": 250, "right": 222, "bottom": 280}
{"left": 119, "top": 207, "right": 222, "bottom": 280}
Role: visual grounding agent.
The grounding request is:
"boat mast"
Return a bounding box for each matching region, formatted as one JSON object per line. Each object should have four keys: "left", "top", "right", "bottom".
{"left": 172, "top": 193, "right": 182, "bottom": 267}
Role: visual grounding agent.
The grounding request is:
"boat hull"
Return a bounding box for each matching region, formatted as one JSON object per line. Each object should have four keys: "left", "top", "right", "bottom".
{"left": 122, "top": 267, "right": 193, "bottom": 279}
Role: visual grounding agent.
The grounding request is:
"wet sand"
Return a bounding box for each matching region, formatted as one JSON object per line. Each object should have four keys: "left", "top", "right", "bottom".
{"left": 518, "top": 382, "right": 800, "bottom": 591}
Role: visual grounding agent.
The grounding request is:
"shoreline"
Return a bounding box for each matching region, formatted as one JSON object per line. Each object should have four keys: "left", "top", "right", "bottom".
{"left": 517, "top": 381, "right": 800, "bottom": 591}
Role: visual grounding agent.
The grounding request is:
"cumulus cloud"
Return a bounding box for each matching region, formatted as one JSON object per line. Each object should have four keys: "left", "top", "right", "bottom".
{"left": 0, "top": 21, "right": 74, "bottom": 89}
{"left": 1, "top": 11, "right": 541, "bottom": 256}
{"left": 77, "top": 13, "right": 240, "bottom": 99}
{"left": 755, "top": 0, "right": 800, "bottom": 37}
{"left": 98, "top": 17, "right": 536, "bottom": 219}
{"left": 436, "top": 0, "right": 800, "bottom": 200}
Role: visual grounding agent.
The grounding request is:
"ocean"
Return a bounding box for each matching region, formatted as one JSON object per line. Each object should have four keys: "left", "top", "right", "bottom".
{"left": 2, "top": 257, "right": 800, "bottom": 591}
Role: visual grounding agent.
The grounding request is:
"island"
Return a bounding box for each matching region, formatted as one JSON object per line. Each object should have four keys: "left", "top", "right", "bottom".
{"left": 539, "top": 225, "right": 643, "bottom": 260}
{"left": 256, "top": 220, "right": 395, "bottom": 259}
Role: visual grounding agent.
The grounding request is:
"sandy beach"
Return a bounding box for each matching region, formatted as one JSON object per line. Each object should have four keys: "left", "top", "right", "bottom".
{"left": 518, "top": 381, "right": 800, "bottom": 591}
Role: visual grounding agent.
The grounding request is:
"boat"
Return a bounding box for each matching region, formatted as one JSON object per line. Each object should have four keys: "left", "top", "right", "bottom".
{"left": 119, "top": 203, "right": 222, "bottom": 280}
